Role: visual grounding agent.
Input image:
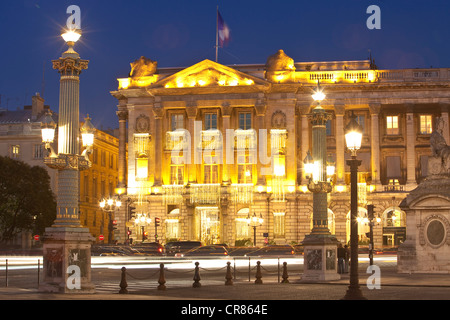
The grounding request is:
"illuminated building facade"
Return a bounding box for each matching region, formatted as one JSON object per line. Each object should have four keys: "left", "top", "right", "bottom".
{"left": 111, "top": 50, "right": 450, "bottom": 248}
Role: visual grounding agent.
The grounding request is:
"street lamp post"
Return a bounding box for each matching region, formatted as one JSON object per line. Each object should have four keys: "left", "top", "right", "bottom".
{"left": 99, "top": 198, "right": 122, "bottom": 244}
{"left": 39, "top": 26, "right": 96, "bottom": 293}
{"left": 343, "top": 112, "right": 366, "bottom": 300}
{"left": 246, "top": 212, "right": 264, "bottom": 247}
{"left": 301, "top": 83, "right": 340, "bottom": 282}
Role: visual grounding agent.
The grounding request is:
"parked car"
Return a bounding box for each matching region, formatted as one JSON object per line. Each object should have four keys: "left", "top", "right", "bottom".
{"left": 181, "top": 245, "right": 229, "bottom": 257}
{"left": 245, "top": 245, "right": 295, "bottom": 257}
{"left": 91, "top": 245, "right": 129, "bottom": 256}
{"left": 132, "top": 242, "right": 165, "bottom": 255}
{"left": 165, "top": 241, "right": 202, "bottom": 256}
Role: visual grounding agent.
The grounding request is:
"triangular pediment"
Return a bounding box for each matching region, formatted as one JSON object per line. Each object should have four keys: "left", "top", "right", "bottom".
{"left": 152, "top": 59, "right": 268, "bottom": 90}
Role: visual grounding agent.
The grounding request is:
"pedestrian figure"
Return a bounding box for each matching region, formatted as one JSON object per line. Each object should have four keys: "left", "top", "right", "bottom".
{"left": 344, "top": 245, "right": 350, "bottom": 273}
{"left": 337, "top": 243, "right": 346, "bottom": 274}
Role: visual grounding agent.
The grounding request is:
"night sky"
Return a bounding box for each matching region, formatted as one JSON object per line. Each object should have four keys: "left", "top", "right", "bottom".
{"left": 1, "top": 0, "right": 450, "bottom": 129}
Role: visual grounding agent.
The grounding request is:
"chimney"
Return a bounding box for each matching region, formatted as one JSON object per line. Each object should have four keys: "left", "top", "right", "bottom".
{"left": 31, "top": 93, "right": 45, "bottom": 120}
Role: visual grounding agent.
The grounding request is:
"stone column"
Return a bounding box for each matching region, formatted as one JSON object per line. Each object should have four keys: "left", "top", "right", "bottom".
{"left": 116, "top": 108, "right": 128, "bottom": 189}
{"left": 369, "top": 103, "right": 382, "bottom": 189}
{"left": 186, "top": 102, "right": 198, "bottom": 184}
{"left": 221, "top": 102, "right": 231, "bottom": 185}
{"left": 405, "top": 105, "right": 416, "bottom": 188}
{"left": 255, "top": 98, "right": 267, "bottom": 185}
{"left": 152, "top": 104, "right": 164, "bottom": 186}
{"left": 299, "top": 106, "right": 310, "bottom": 183}
{"left": 334, "top": 103, "right": 345, "bottom": 185}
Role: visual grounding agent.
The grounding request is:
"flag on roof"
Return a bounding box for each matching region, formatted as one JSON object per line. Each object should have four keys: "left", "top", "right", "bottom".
{"left": 218, "top": 11, "right": 231, "bottom": 47}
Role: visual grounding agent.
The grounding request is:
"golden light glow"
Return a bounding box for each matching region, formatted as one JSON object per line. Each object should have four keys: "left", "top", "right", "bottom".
{"left": 335, "top": 185, "right": 346, "bottom": 192}
{"left": 256, "top": 185, "right": 265, "bottom": 193}
{"left": 287, "top": 185, "right": 296, "bottom": 193}
{"left": 136, "top": 157, "right": 149, "bottom": 179}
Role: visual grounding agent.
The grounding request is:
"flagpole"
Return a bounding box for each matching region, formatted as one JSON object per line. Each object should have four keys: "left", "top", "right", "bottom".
{"left": 215, "top": 5, "right": 219, "bottom": 62}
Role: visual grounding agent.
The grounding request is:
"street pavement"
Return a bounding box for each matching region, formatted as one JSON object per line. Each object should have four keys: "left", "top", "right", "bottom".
{"left": 0, "top": 262, "right": 449, "bottom": 301}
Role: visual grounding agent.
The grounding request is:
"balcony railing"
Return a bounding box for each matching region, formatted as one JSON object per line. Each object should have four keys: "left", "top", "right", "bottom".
{"left": 162, "top": 184, "right": 185, "bottom": 205}
{"left": 166, "top": 130, "right": 189, "bottom": 151}
{"left": 230, "top": 184, "right": 253, "bottom": 204}
{"left": 189, "top": 183, "right": 221, "bottom": 205}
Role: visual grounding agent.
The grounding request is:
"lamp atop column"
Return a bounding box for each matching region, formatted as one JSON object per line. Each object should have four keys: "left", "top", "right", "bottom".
{"left": 61, "top": 28, "right": 82, "bottom": 46}
{"left": 81, "top": 114, "right": 96, "bottom": 147}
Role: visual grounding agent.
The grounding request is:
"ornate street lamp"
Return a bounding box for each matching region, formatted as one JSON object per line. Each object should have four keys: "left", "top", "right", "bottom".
{"left": 39, "top": 25, "right": 95, "bottom": 293}
{"left": 246, "top": 212, "right": 264, "bottom": 247}
{"left": 301, "top": 82, "right": 340, "bottom": 282}
{"left": 99, "top": 197, "right": 122, "bottom": 244}
{"left": 342, "top": 111, "right": 366, "bottom": 300}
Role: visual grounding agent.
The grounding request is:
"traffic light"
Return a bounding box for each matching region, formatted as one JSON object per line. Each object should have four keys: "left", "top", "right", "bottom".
{"left": 155, "top": 217, "right": 160, "bottom": 227}
{"left": 127, "top": 229, "right": 132, "bottom": 236}
{"left": 143, "top": 231, "right": 148, "bottom": 241}
{"left": 368, "top": 204, "right": 374, "bottom": 220}
{"left": 128, "top": 205, "right": 136, "bottom": 219}
{"left": 112, "top": 220, "right": 118, "bottom": 231}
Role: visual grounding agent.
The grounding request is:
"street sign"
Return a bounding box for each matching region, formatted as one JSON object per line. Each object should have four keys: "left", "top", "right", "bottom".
{"left": 99, "top": 235, "right": 104, "bottom": 241}
{"left": 34, "top": 235, "right": 40, "bottom": 241}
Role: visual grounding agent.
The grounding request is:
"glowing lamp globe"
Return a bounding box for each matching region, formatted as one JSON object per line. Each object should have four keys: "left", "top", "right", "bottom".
{"left": 345, "top": 113, "right": 363, "bottom": 155}
{"left": 41, "top": 111, "right": 56, "bottom": 143}
{"left": 81, "top": 115, "right": 96, "bottom": 148}
{"left": 61, "top": 28, "right": 82, "bottom": 44}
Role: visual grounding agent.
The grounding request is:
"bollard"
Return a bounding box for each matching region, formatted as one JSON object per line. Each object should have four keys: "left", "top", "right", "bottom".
{"left": 193, "top": 262, "right": 201, "bottom": 288}
{"left": 119, "top": 267, "right": 128, "bottom": 294}
{"left": 225, "top": 261, "right": 233, "bottom": 286}
{"left": 255, "top": 261, "right": 263, "bottom": 284}
{"left": 158, "top": 263, "right": 166, "bottom": 290}
{"left": 37, "top": 259, "right": 40, "bottom": 287}
{"left": 5, "top": 259, "right": 8, "bottom": 288}
{"left": 281, "top": 262, "right": 289, "bottom": 284}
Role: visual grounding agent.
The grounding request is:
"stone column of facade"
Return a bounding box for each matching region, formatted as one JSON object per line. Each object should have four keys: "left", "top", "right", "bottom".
{"left": 116, "top": 108, "right": 128, "bottom": 189}
{"left": 116, "top": 108, "right": 128, "bottom": 243}
{"left": 186, "top": 102, "right": 198, "bottom": 184}
{"left": 152, "top": 104, "right": 164, "bottom": 186}
{"left": 334, "top": 103, "right": 345, "bottom": 185}
{"left": 369, "top": 103, "right": 382, "bottom": 190}
{"left": 298, "top": 105, "right": 310, "bottom": 184}
{"left": 406, "top": 105, "right": 416, "bottom": 189}
{"left": 221, "top": 102, "right": 232, "bottom": 185}
{"left": 255, "top": 98, "right": 267, "bottom": 185}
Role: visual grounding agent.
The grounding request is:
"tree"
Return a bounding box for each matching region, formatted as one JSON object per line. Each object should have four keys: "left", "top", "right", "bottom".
{"left": 0, "top": 156, "right": 56, "bottom": 244}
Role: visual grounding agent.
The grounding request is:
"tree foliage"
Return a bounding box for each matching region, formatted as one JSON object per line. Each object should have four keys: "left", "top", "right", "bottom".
{"left": 0, "top": 156, "right": 56, "bottom": 244}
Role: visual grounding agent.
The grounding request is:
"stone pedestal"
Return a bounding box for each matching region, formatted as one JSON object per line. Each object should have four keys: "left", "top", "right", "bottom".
{"left": 39, "top": 227, "right": 96, "bottom": 293}
{"left": 301, "top": 235, "right": 341, "bottom": 282}
{"left": 398, "top": 163, "right": 450, "bottom": 274}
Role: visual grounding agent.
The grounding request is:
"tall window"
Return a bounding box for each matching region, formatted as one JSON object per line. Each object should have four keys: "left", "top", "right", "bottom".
{"left": 355, "top": 115, "right": 365, "bottom": 133}
{"left": 33, "top": 144, "right": 44, "bottom": 159}
{"left": 326, "top": 119, "right": 332, "bottom": 136}
{"left": 237, "top": 153, "right": 253, "bottom": 184}
{"left": 204, "top": 155, "right": 219, "bottom": 184}
{"left": 386, "top": 116, "right": 399, "bottom": 135}
{"left": 170, "top": 156, "right": 184, "bottom": 185}
{"left": 171, "top": 114, "right": 184, "bottom": 131}
{"left": 239, "top": 112, "right": 252, "bottom": 130}
{"left": 204, "top": 113, "right": 218, "bottom": 130}
{"left": 11, "top": 145, "right": 20, "bottom": 159}
{"left": 420, "top": 115, "right": 433, "bottom": 134}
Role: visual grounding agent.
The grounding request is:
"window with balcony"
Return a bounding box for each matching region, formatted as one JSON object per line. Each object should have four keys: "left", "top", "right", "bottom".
{"left": 237, "top": 153, "right": 253, "bottom": 184}
{"left": 170, "top": 156, "right": 184, "bottom": 185}
{"left": 386, "top": 116, "right": 399, "bottom": 135}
